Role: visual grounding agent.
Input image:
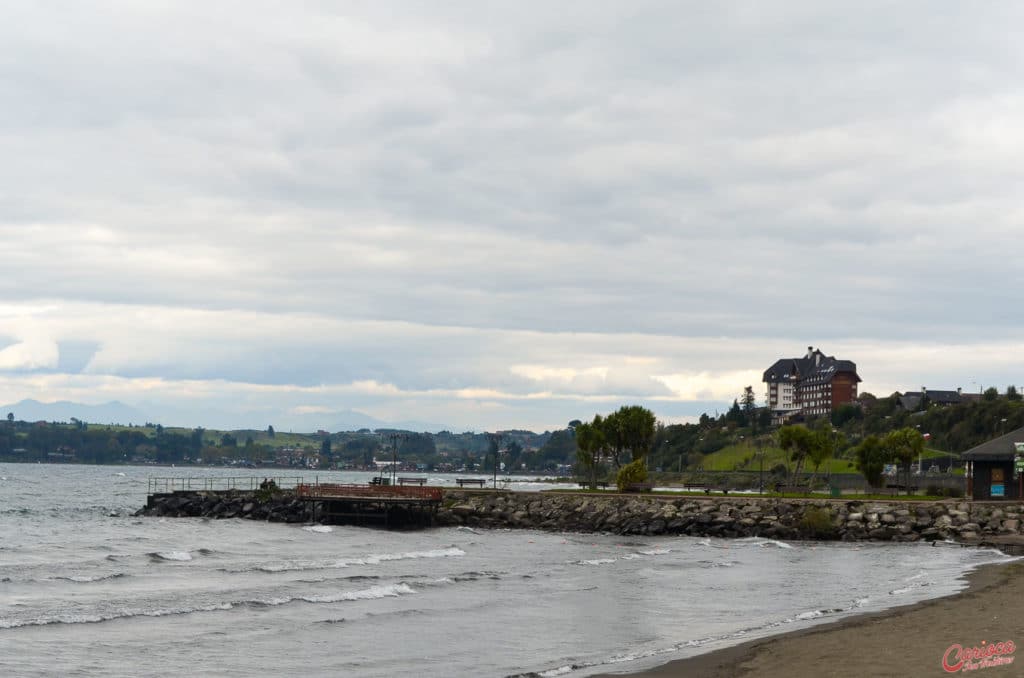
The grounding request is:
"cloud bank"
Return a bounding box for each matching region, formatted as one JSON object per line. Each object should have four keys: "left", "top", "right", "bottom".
{"left": 2, "top": 2, "right": 1022, "bottom": 430}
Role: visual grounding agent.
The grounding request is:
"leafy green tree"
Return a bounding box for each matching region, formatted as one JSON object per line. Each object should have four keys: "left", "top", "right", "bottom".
{"left": 267, "top": 425, "right": 276, "bottom": 438}
{"left": 984, "top": 387, "right": 999, "bottom": 402}
{"left": 855, "top": 435, "right": 888, "bottom": 487}
{"left": 505, "top": 439, "right": 523, "bottom": 471}
{"left": 884, "top": 427, "right": 924, "bottom": 495}
{"left": 741, "top": 386, "right": 757, "bottom": 429}
{"left": 320, "top": 437, "right": 331, "bottom": 460}
{"left": 778, "top": 425, "right": 814, "bottom": 485}
{"left": 190, "top": 428, "right": 204, "bottom": 456}
{"left": 600, "top": 405, "right": 656, "bottom": 467}
{"left": 1008, "top": 386, "right": 1022, "bottom": 402}
{"left": 774, "top": 426, "right": 831, "bottom": 489}
{"left": 726, "top": 399, "right": 744, "bottom": 427}
{"left": 575, "top": 415, "right": 607, "bottom": 489}
{"left": 806, "top": 426, "right": 839, "bottom": 488}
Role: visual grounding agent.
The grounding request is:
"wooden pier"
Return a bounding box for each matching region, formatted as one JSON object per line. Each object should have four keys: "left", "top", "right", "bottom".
{"left": 296, "top": 482, "right": 443, "bottom": 528}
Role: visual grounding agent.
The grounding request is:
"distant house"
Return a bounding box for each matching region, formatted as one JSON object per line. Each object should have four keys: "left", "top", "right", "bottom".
{"left": 898, "top": 387, "right": 965, "bottom": 411}
{"left": 961, "top": 426, "right": 1024, "bottom": 500}
{"left": 763, "top": 346, "right": 861, "bottom": 423}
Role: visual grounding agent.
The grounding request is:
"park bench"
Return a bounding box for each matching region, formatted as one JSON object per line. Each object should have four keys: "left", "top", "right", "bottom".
{"left": 370, "top": 476, "right": 391, "bottom": 486}
{"left": 683, "top": 482, "right": 709, "bottom": 493}
{"left": 775, "top": 483, "right": 811, "bottom": 494}
{"left": 456, "top": 478, "right": 486, "bottom": 488}
{"left": 398, "top": 477, "right": 427, "bottom": 486}
{"left": 577, "top": 480, "right": 610, "bottom": 489}
{"left": 885, "top": 484, "right": 919, "bottom": 495}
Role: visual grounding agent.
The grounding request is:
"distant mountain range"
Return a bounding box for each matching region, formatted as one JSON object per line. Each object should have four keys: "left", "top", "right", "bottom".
{"left": 1, "top": 399, "right": 147, "bottom": 426}
{"left": 0, "top": 399, "right": 451, "bottom": 434}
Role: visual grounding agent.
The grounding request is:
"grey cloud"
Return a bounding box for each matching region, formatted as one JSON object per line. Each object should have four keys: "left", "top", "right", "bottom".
{"left": 2, "top": 2, "right": 1024, "bottom": 429}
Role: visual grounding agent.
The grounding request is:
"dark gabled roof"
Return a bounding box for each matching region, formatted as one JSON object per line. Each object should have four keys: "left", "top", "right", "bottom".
{"left": 762, "top": 349, "right": 860, "bottom": 383}
{"left": 899, "top": 389, "right": 963, "bottom": 410}
{"left": 762, "top": 358, "right": 799, "bottom": 382}
{"left": 961, "top": 426, "right": 1024, "bottom": 461}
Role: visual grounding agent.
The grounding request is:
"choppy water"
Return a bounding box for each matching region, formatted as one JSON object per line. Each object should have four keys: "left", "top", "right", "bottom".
{"left": 0, "top": 463, "right": 1015, "bottom": 677}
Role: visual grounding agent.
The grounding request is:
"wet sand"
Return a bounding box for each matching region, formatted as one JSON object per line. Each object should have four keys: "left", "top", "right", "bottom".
{"left": 602, "top": 556, "right": 1024, "bottom": 677}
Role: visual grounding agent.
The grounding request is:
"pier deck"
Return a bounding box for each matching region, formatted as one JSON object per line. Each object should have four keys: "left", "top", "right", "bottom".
{"left": 295, "top": 482, "right": 443, "bottom": 528}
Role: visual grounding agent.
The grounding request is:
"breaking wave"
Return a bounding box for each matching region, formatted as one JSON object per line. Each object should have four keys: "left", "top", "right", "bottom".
{"left": 54, "top": 573, "right": 127, "bottom": 583}
{"left": 147, "top": 551, "right": 193, "bottom": 561}
{"left": 233, "top": 547, "right": 466, "bottom": 574}
{"left": 0, "top": 583, "right": 418, "bottom": 629}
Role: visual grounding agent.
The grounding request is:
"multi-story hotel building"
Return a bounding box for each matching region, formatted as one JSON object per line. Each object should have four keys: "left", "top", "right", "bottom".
{"left": 763, "top": 347, "right": 861, "bottom": 421}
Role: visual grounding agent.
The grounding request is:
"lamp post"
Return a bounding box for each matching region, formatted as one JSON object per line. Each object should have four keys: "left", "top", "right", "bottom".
{"left": 487, "top": 432, "right": 504, "bottom": 490}
{"left": 386, "top": 433, "right": 408, "bottom": 485}
{"left": 757, "top": 436, "right": 765, "bottom": 496}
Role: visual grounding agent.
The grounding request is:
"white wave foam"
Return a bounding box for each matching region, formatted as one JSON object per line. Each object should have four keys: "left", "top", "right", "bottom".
{"left": 889, "top": 586, "right": 912, "bottom": 595}
{"left": 0, "top": 603, "right": 234, "bottom": 629}
{"left": 0, "top": 583, "right": 419, "bottom": 629}
{"left": 303, "top": 525, "right": 333, "bottom": 533}
{"left": 364, "top": 547, "right": 466, "bottom": 564}
{"left": 794, "top": 610, "right": 823, "bottom": 621}
{"left": 538, "top": 666, "right": 574, "bottom": 677}
{"left": 302, "top": 583, "right": 416, "bottom": 603}
{"left": 757, "top": 539, "right": 792, "bottom": 549}
{"left": 639, "top": 548, "right": 671, "bottom": 556}
{"left": 576, "top": 558, "right": 615, "bottom": 566}
{"left": 56, "top": 573, "right": 126, "bottom": 583}
{"left": 252, "top": 546, "right": 465, "bottom": 573}
{"left": 151, "top": 551, "right": 192, "bottom": 561}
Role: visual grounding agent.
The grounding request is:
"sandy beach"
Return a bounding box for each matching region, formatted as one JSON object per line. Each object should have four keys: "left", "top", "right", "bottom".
{"left": 604, "top": 551, "right": 1024, "bottom": 678}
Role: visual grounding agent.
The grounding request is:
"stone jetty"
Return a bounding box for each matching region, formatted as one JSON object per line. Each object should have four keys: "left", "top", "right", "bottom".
{"left": 138, "top": 488, "right": 1024, "bottom": 543}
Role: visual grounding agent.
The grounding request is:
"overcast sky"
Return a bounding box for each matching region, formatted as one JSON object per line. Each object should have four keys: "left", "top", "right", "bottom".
{"left": 2, "top": 1, "right": 1023, "bottom": 432}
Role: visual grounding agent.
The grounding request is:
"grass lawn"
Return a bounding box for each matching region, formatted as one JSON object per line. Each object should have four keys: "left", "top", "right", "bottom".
{"left": 697, "top": 443, "right": 959, "bottom": 475}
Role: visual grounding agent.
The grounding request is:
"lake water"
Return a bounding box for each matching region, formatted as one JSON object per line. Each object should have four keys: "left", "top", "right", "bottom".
{"left": 1, "top": 463, "right": 1014, "bottom": 677}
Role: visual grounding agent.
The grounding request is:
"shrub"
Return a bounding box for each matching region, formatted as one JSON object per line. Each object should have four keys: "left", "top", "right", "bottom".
{"left": 616, "top": 458, "right": 649, "bottom": 492}
{"left": 799, "top": 506, "right": 837, "bottom": 538}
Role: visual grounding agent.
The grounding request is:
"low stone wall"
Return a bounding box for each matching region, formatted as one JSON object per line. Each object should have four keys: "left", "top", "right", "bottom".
{"left": 137, "top": 489, "right": 1024, "bottom": 543}
{"left": 435, "top": 491, "right": 1022, "bottom": 542}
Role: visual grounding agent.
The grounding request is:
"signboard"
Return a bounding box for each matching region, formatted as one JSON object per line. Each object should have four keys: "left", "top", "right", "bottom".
{"left": 1015, "top": 442, "right": 1024, "bottom": 454}
{"left": 991, "top": 483, "right": 1006, "bottom": 498}
{"left": 1016, "top": 457, "right": 1024, "bottom": 474}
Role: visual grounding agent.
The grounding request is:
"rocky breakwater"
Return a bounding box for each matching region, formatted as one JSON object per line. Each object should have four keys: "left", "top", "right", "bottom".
{"left": 136, "top": 490, "right": 309, "bottom": 523}
{"left": 437, "top": 491, "right": 1024, "bottom": 542}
